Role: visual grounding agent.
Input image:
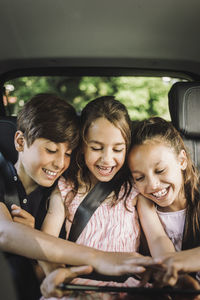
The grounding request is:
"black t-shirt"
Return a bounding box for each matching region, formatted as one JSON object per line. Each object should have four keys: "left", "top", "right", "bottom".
{"left": 0, "top": 166, "right": 55, "bottom": 229}
{"left": 0, "top": 163, "right": 57, "bottom": 300}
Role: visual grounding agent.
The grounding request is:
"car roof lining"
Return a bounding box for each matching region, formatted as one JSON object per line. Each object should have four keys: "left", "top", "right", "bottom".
{"left": 1, "top": 1, "right": 200, "bottom": 76}
{"left": 1, "top": 1, "right": 200, "bottom": 114}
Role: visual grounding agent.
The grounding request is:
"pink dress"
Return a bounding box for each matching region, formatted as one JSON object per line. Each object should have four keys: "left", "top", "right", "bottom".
{"left": 57, "top": 176, "right": 140, "bottom": 288}
{"left": 40, "top": 178, "right": 141, "bottom": 300}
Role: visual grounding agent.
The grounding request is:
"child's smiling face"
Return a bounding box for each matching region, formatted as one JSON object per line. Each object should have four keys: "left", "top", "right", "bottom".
{"left": 15, "top": 131, "right": 72, "bottom": 193}
{"left": 128, "top": 141, "right": 187, "bottom": 210}
{"left": 83, "top": 117, "right": 126, "bottom": 185}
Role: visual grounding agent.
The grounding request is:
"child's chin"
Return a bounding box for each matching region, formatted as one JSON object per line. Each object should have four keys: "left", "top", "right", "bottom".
{"left": 100, "top": 178, "right": 112, "bottom": 182}
{"left": 97, "top": 173, "right": 115, "bottom": 182}
{"left": 38, "top": 178, "right": 56, "bottom": 187}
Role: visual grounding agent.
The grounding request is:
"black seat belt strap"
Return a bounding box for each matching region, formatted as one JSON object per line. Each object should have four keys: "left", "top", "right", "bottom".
{"left": 68, "top": 180, "right": 136, "bottom": 283}
{"left": 0, "top": 152, "right": 20, "bottom": 211}
{"left": 68, "top": 180, "right": 115, "bottom": 242}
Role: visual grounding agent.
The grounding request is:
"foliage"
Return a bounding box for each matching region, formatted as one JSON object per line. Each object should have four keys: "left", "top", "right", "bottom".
{"left": 4, "top": 76, "right": 181, "bottom": 120}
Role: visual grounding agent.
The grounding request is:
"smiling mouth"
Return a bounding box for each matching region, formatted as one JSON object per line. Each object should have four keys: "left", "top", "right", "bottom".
{"left": 152, "top": 187, "right": 168, "bottom": 198}
{"left": 43, "top": 168, "right": 57, "bottom": 177}
{"left": 96, "top": 165, "right": 115, "bottom": 175}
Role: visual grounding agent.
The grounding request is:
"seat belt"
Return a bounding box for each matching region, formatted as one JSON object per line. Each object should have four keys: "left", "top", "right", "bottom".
{"left": 68, "top": 179, "right": 136, "bottom": 283}
{"left": 0, "top": 152, "right": 20, "bottom": 211}
{"left": 68, "top": 180, "right": 115, "bottom": 242}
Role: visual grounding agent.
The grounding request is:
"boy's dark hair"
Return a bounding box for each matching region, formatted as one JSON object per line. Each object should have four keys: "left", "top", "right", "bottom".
{"left": 131, "top": 116, "right": 200, "bottom": 250}
{"left": 17, "top": 93, "right": 79, "bottom": 150}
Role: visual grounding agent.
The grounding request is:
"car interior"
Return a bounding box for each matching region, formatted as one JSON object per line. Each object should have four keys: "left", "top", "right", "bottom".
{"left": 1, "top": 1, "right": 200, "bottom": 167}
{"left": 1, "top": 0, "right": 200, "bottom": 299}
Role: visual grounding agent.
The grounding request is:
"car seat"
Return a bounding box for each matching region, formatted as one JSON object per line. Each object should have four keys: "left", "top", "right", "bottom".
{"left": 0, "top": 250, "right": 18, "bottom": 300}
{"left": 0, "top": 117, "right": 18, "bottom": 298}
{"left": 0, "top": 116, "right": 18, "bottom": 163}
{"left": 168, "top": 81, "right": 200, "bottom": 172}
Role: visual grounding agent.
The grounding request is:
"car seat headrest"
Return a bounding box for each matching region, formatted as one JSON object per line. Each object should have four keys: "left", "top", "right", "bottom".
{"left": 0, "top": 117, "right": 18, "bottom": 163}
{"left": 168, "top": 82, "right": 200, "bottom": 138}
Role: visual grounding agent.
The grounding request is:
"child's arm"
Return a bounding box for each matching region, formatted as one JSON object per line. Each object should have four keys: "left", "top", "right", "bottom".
{"left": 41, "top": 186, "right": 65, "bottom": 237}
{"left": 38, "top": 186, "right": 66, "bottom": 275}
{"left": 9, "top": 188, "right": 66, "bottom": 275}
{"left": 137, "top": 194, "right": 175, "bottom": 258}
{"left": 10, "top": 187, "right": 65, "bottom": 237}
{"left": 0, "top": 199, "right": 160, "bottom": 276}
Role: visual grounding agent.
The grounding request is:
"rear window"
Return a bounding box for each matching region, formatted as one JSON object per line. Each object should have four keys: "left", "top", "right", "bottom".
{"left": 3, "top": 76, "right": 185, "bottom": 120}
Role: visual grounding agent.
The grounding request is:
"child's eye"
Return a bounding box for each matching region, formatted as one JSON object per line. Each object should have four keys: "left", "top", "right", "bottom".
{"left": 156, "top": 168, "right": 165, "bottom": 174}
{"left": 134, "top": 176, "right": 144, "bottom": 182}
{"left": 65, "top": 152, "right": 71, "bottom": 157}
{"left": 91, "top": 147, "right": 102, "bottom": 151}
{"left": 113, "top": 148, "right": 124, "bottom": 153}
{"left": 46, "top": 148, "right": 56, "bottom": 153}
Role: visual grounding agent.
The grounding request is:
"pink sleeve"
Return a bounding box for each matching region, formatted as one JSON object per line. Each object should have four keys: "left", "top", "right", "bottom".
{"left": 58, "top": 176, "right": 72, "bottom": 202}
{"left": 126, "top": 186, "right": 138, "bottom": 210}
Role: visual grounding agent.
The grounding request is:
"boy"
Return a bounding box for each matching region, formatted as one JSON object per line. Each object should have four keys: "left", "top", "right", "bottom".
{"left": 0, "top": 94, "right": 156, "bottom": 299}
{"left": 1, "top": 93, "right": 79, "bottom": 300}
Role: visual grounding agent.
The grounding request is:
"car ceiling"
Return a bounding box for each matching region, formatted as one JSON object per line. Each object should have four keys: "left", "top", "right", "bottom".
{"left": 1, "top": 0, "right": 200, "bottom": 79}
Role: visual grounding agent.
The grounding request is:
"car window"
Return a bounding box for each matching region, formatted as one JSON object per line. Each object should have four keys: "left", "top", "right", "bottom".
{"left": 3, "top": 76, "right": 186, "bottom": 120}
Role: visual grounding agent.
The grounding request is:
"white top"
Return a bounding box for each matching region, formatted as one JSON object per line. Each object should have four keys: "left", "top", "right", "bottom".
{"left": 156, "top": 208, "right": 186, "bottom": 251}
{"left": 156, "top": 208, "right": 200, "bottom": 282}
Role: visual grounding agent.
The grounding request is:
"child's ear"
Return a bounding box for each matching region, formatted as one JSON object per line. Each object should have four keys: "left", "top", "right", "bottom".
{"left": 178, "top": 149, "right": 187, "bottom": 170}
{"left": 14, "top": 131, "right": 25, "bottom": 152}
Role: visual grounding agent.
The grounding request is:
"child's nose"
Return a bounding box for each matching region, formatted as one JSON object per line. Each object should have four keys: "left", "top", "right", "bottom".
{"left": 53, "top": 154, "right": 65, "bottom": 170}
{"left": 147, "top": 176, "right": 159, "bottom": 189}
{"left": 101, "top": 149, "right": 113, "bottom": 164}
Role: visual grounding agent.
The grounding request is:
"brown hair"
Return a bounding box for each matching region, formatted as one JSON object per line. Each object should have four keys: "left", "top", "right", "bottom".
{"left": 130, "top": 116, "right": 200, "bottom": 249}
{"left": 17, "top": 93, "right": 79, "bottom": 150}
{"left": 68, "top": 96, "right": 132, "bottom": 205}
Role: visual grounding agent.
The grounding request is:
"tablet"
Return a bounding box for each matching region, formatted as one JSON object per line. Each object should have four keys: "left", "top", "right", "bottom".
{"left": 59, "top": 283, "right": 200, "bottom": 296}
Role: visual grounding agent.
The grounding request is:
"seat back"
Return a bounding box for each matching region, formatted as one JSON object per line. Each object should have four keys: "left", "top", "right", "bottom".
{"left": 0, "top": 251, "right": 18, "bottom": 300}
{"left": 168, "top": 82, "right": 200, "bottom": 171}
{"left": 0, "top": 116, "right": 18, "bottom": 163}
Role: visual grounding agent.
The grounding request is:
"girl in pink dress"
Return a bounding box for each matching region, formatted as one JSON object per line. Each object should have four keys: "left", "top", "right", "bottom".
{"left": 128, "top": 116, "right": 200, "bottom": 288}
{"left": 40, "top": 97, "right": 153, "bottom": 299}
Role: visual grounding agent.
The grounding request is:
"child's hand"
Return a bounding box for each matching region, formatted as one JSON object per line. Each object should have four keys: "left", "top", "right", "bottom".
{"left": 161, "top": 250, "right": 200, "bottom": 287}
{"left": 138, "top": 262, "right": 166, "bottom": 287}
{"left": 11, "top": 204, "right": 35, "bottom": 228}
{"left": 141, "top": 256, "right": 178, "bottom": 288}
{"left": 40, "top": 266, "right": 93, "bottom": 298}
{"left": 160, "top": 256, "right": 180, "bottom": 286}
{"left": 160, "top": 254, "right": 190, "bottom": 287}
{"left": 92, "top": 251, "right": 161, "bottom": 276}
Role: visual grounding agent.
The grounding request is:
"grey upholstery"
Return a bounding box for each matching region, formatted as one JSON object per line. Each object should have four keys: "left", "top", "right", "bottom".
{"left": 168, "top": 82, "right": 200, "bottom": 171}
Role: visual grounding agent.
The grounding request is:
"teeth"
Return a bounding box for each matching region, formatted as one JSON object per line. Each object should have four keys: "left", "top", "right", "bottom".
{"left": 152, "top": 188, "right": 167, "bottom": 198}
{"left": 43, "top": 168, "right": 57, "bottom": 176}
{"left": 98, "top": 166, "right": 112, "bottom": 171}
{"left": 97, "top": 166, "right": 114, "bottom": 175}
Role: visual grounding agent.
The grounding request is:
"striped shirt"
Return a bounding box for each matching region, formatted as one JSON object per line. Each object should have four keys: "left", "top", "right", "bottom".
{"left": 58, "top": 176, "right": 141, "bottom": 288}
